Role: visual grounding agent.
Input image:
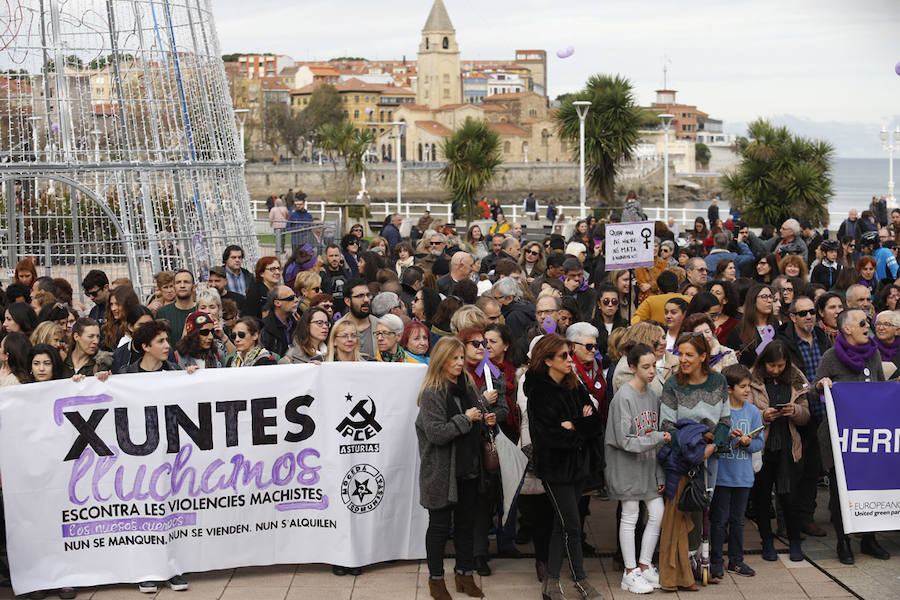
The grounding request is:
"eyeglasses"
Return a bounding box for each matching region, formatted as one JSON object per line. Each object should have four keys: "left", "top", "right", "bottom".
{"left": 197, "top": 329, "right": 214, "bottom": 337}
{"left": 486, "top": 313, "right": 501, "bottom": 321}
{"left": 692, "top": 266, "right": 708, "bottom": 272}
{"left": 525, "top": 249, "right": 540, "bottom": 256}
{"left": 758, "top": 261, "right": 768, "bottom": 266}
{"left": 351, "top": 292, "right": 374, "bottom": 300}
{"left": 601, "top": 298, "right": 619, "bottom": 306}
{"left": 310, "top": 320, "right": 330, "bottom": 328}
{"left": 875, "top": 321, "right": 894, "bottom": 328}
{"left": 536, "top": 309, "right": 558, "bottom": 317}
{"left": 374, "top": 330, "right": 398, "bottom": 338}
{"left": 336, "top": 333, "right": 358, "bottom": 341}
{"left": 574, "top": 342, "right": 596, "bottom": 351}
{"left": 555, "top": 350, "right": 571, "bottom": 360}
{"left": 467, "top": 340, "right": 487, "bottom": 348}
{"left": 792, "top": 309, "right": 816, "bottom": 317}
{"left": 276, "top": 294, "right": 297, "bottom": 302}
{"left": 265, "top": 266, "right": 282, "bottom": 272}
{"left": 757, "top": 294, "right": 774, "bottom": 301}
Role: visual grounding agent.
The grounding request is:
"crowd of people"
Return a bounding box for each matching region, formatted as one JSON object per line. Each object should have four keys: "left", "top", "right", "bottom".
{"left": 2, "top": 196, "right": 899, "bottom": 600}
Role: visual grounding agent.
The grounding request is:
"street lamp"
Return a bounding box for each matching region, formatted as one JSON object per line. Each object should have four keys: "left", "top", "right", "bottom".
{"left": 386, "top": 121, "right": 406, "bottom": 213}
{"left": 234, "top": 108, "right": 249, "bottom": 155}
{"left": 880, "top": 125, "right": 900, "bottom": 207}
{"left": 573, "top": 101, "right": 591, "bottom": 219}
{"left": 659, "top": 113, "right": 674, "bottom": 222}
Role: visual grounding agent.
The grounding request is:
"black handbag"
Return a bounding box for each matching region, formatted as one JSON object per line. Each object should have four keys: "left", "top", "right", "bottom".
{"left": 677, "top": 466, "right": 710, "bottom": 512}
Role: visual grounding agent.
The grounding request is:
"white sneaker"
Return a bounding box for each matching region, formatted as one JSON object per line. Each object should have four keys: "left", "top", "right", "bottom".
{"left": 621, "top": 568, "right": 653, "bottom": 594}
{"left": 640, "top": 564, "right": 661, "bottom": 589}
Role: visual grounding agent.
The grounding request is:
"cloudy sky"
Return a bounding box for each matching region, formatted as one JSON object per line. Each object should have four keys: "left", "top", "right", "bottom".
{"left": 212, "top": 0, "right": 900, "bottom": 155}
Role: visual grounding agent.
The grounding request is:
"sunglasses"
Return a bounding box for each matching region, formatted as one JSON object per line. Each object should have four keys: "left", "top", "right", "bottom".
{"left": 601, "top": 298, "right": 619, "bottom": 306}
{"left": 555, "top": 350, "right": 571, "bottom": 360}
{"left": 574, "top": 342, "right": 596, "bottom": 351}
{"left": 234, "top": 330, "right": 251, "bottom": 339}
{"left": 265, "top": 266, "right": 282, "bottom": 272}
{"left": 467, "top": 340, "right": 487, "bottom": 348}
{"left": 85, "top": 288, "right": 101, "bottom": 298}
{"left": 792, "top": 309, "right": 816, "bottom": 317}
{"left": 525, "top": 249, "right": 540, "bottom": 256}
{"left": 430, "top": 241, "right": 443, "bottom": 246}
{"left": 197, "top": 329, "right": 214, "bottom": 337}
{"left": 277, "top": 294, "right": 297, "bottom": 302}
{"left": 858, "top": 319, "right": 869, "bottom": 328}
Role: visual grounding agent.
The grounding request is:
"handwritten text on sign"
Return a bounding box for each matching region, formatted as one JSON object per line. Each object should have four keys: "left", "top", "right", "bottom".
{"left": 605, "top": 221, "right": 656, "bottom": 269}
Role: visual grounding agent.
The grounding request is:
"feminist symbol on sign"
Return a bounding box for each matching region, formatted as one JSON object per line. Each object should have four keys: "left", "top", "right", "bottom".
{"left": 640, "top": 227, "right": 653, "bottom": 249}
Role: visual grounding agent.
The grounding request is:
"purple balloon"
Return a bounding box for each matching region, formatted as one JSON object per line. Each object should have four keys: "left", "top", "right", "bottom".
{"left": 50, "top": 122, "right": 60, "bottom": 134}
{"left": 895, "top": 62, "right": 900, "bottom": 76}
{"left": 365, "top": 107, "right": 373, "bottom": 114}
{"left": 556, "top": 46, "right": 574, "bottom": 59}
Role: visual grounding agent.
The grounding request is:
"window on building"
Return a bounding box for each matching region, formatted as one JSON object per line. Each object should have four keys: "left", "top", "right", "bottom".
{"left": 504, "top": 141, "right": 511, "bottom": 153}
{"left": 425, "top": 38, "right": 429, "bottom": 50}
{"left": 343, "top": 110, "right": 349, "bottom": 117}
{"left": 443, "top": 88, "right": 449, "bottom": 98}
{"left": 388, "top": 111, "right": 392, "bottom": 120}
{"left": 443, "top": 74, "right": 449, "bottom": 83}
{"left": 529, "top": 109, "right": 537, "bottom": 117}
{"left": 418, "top": 144, "right": 423, "bottom": 161}
{"left": 354, "top": 110, "right": 359, "bottom": 119}
{"left": 354, "top": 95, "right": 360, "bottom": 103}
{"left": 442, "top": 37, "right": 449, "bottom": 49}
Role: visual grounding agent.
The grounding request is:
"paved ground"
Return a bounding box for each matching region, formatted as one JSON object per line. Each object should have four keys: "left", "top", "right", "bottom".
{"left": 2, "top": 488, "right": 895, "bottom": 600}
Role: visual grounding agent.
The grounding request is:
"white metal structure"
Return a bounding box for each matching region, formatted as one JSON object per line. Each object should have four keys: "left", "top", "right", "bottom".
{"left": 0, "top": 0, "right": 257, "bottom": 292}
{"left": 880, "top": 125, "right": 900, "bottom": 207}
{"left": 659, "top": 113, "right": 674, "bottom": 222}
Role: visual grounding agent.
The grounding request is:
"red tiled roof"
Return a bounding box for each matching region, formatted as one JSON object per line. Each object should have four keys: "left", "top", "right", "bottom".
{"left": 416, "top": 121, "right": 452, "bottom": 135}
{"left": 484, "top": 92, "right": 530, "bottom": 100}
{"left": 481, "top": 104, "right": 507, "bottom": 112}
{"left": 488, "top": 122, "right": 529, "bottom": 136}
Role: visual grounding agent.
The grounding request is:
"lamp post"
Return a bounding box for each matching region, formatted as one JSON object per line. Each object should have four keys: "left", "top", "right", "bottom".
{"left": 880, "top": 125, "right": 900, "bottom": 207}
{"left": 573, "top": 101, "right": 591, "bottom": 219}
{"left": 659, "top": 113, "right": 674, "bottom": 222}
{"left": 386, "top": 121, "right": 406, "bottom": 213}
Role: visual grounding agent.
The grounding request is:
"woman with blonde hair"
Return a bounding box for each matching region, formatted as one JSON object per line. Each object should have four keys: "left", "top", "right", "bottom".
{"left": 196, "top": 284, "right": 236, "bottom": 356}
{"left": 416, "top": 336, "right": 488, "bottom": 600}
{"left": 519, "top": 241, "right": 546, "bottom": 284}
{"left": 449, "top": 305, "right": 488, "bottom": 335}
{"left": 30, "top": 321, "right": 68, "bottom": 362}
{"left": 293, "top": 271, "right": 322, "bottom": 314}
{"left": 326, "top": 317, "right": 367, "bottom": 362}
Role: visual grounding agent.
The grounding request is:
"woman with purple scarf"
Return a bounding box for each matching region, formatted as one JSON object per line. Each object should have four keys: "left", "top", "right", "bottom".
{"left": 873, "top": 310, "right": 900, "bottom": 378}
{"left": 813, "top": 308, "right": 890, "bottom": 566}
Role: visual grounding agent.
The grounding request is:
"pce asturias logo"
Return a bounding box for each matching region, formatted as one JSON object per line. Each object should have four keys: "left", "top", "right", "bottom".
{"left": 336, "top": 393, "right": 381, "bottom": 454}
{"left": 341, "top": 464, "right": 385, "bottom": 514}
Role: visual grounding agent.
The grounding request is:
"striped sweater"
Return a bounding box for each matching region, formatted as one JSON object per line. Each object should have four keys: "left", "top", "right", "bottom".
{"left": 659, "top": 372, "right": 731, "bottom": 437}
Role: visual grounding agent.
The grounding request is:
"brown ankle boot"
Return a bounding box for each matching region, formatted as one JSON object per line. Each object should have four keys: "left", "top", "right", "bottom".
{"left": 428, "top": 577, "right": 452, "bottom": 600}
{"left": 454, "top": 573, "right": 484, "bottom": 598}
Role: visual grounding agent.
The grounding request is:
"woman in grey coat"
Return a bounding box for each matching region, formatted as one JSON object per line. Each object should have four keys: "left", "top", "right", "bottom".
{"left": 416, "top": 336, "right": 494, "bottom": 600}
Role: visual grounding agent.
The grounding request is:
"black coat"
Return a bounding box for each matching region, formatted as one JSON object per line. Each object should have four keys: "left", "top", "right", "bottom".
{"left": 590, "top": 314, "right": 627, "bottom": 366}
{"left": 501, "top": 300, "right": 536, "bottom": 349}
{"left": 259, "top": 312, "right": 293, "bottom": 359}
{"left": 244, "top": 280, "right": 271, "bottom": 319}
{"left": 524, "top": 371, "right": 602, "bottom": 484}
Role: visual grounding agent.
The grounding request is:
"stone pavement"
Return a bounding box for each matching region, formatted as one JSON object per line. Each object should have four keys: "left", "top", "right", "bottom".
{"left": 2, "top": 488, "right": 895, "bottom": 600}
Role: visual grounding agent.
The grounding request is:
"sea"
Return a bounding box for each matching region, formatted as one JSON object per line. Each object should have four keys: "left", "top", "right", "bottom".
{"left": 709, "top": 157, "right": 895, "bottom": 230}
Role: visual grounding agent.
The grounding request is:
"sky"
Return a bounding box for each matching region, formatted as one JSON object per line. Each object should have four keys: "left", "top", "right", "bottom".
{"left": 211, "top": 0, "right": 900, "bottom": 155}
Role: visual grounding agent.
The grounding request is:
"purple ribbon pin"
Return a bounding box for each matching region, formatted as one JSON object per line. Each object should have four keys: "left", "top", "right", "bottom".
{"left": 756, "top": 325, "right": 776, "bottom": 355}
{"left": 542, "top": 316, "right": 557, "bottom": 334}
{"left": 474, "top": 347, "right": 500, "bottom": 379}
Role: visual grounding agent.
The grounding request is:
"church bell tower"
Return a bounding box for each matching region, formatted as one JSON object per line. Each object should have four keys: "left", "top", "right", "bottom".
{"left": 416, "top": 0, "right": 462, "bottom": 108}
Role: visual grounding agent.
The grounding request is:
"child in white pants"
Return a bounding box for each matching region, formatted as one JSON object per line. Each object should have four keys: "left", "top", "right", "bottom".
{"left": 605, "top": 343, "right": 670, "bottom": 594}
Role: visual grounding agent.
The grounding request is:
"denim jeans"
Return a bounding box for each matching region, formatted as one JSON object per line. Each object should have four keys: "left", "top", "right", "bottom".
{"left": 710, "top": 485, "right": 751, "bottom": 567}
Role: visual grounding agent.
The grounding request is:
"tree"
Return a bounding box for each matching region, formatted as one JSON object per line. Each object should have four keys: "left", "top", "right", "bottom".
{"left": 440, "top": 117, "right": 503, "bottom": 221}
{"left": 722, "top": 118, "right": 834, "bottom": 227}
{"left": 262, "top": 103, "right": 290, "bottom": 158}
{"left": 305, "top": 84, "right": 344, "bottom": 132}
{"left": 264, "top": 102, "right": 311, "bottom": 157}
{"left": 318, "top": 121, "right": 376, "bottom": 202}
{"left": 695, "top": 142, "right": 711, "bottom": 169}
{"left": 555, "top": 74, "right": 642, "bottom": 204}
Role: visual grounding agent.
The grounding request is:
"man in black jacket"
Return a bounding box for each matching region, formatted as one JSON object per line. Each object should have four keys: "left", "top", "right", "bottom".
{"left": 529, "top": 251, "right": 566, "bottom": 296}
{"left": 400, "top": 265, "right": 424, "bottom": 318}
{"left": 562, "top": 258, "right": 596, "bottom": 322}
{"left": 438, "top": 251, "right": 475, "bottom": 296}
{"left": 259, "top": 285, "right": 298, "bottom": 359}
{"left": 778, "top": 295, "right": 832, "bottom": 538}
{"left": 319, "top": 243, "right": 350, "bottom": 312}
{"left": 491, "top": 277, "right": 535, "bottom": 349}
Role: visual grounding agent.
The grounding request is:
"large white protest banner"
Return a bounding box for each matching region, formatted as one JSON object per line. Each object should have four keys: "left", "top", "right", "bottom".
{"left": 0, "top": 363, "right": 429, "bottom": 595}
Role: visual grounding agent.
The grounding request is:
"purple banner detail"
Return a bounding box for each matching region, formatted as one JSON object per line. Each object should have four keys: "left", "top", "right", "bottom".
{"left": 54, "top": 394, "right": 113, "bottom": 426}
{"left": 831, "top": 382, "right": 900, "bottom": 491}
{"left": 276, "top": 497, "right": 329, "bottom": 512}
{"left": 62, "top": 512, "right": 197, "bottom": 538}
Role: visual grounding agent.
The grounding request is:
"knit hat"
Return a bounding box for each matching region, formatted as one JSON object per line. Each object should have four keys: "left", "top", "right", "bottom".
{"left": 185, "top": 311, "right": 213, "bottom": 335}
{"left": 565, "top": 241, "right": 587, "bottom": 257}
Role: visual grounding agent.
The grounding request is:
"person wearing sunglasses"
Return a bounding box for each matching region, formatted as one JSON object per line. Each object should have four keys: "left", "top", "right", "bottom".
{"left": 524, "top": 334, "right": 603, "bottom": 600}
{"left": 224, "top": 317, "right": 276, "bottom": 367}
{"left": 280, "top": 307, "right": 330, "bottom": 364}
{"left": 340, "top": 233, "right": 361, "bottom": 277}
{"left": 259, "top": 285, "right": 299, "bottom": 359}
{"left": 458, "top": 327, "right": 508, "bottom": 576}
{"left": 814, "top": 308, "right": 889, "bottom": 565}
{"left": 81, "top": 269, "right": 110, "bottom": 327}
{"left": 567, "top": 322, "right": 608, "bottom": 503}
{"left": 174, "top": 312, "right": 222, "bottom": 369}
{"left": 591, "top": 284, "right": 627, "bottom": 365}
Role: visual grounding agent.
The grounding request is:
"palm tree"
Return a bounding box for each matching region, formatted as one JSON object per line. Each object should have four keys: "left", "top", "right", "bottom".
{"left": 555, "top": 74, "right": 642, "bottom": 204}
{"left": 318, "top": 121, "right": 376, "bottom": 202}
{"left": 440, "top": 117, "right": 503, "bottom": 222}
{"left": 722, "top": 118, "right": 833, "bottom": 226}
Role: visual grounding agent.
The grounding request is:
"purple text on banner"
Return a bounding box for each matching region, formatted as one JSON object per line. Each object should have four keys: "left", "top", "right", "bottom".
{"left": 831, "top": 382, "right": 900, "bottom": 491}
{"left": 62, "top": 512, "right": 197, "bottom": 538}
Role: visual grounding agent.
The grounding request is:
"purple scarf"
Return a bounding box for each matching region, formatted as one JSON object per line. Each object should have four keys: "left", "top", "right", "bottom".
{"left": 833, "top": 334, "right": 877, "bottom": 373}
{"left": 874, "top": 335, "right": 900, "bottom": 363}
